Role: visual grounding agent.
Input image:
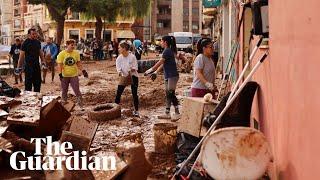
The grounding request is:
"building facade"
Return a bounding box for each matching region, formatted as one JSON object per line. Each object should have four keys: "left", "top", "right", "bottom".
{"left": 0, "top": 0, "right": 13, "bottom": 45}
{"left": 150, "top": 0, "right": 203, "bottom": 39}
{"left": 12, "top": 0, "right": 27, "bottom": 38}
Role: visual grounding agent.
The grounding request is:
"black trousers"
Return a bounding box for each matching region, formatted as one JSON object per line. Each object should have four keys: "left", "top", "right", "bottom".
{"left": 115, "top": 76, "right": 139, "bottom": 111}
{"left": 25, "top": 66, "right": 41, "bottom": 92}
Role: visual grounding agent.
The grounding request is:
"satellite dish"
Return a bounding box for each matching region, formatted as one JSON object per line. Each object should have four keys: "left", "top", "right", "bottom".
{"left": 200, "top": 127, "right": 272, "bottom": 179}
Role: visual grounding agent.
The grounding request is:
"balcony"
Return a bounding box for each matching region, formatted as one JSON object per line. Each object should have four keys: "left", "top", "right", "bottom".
{"left": 157, "top": 13, "right": 171, "bottom": 20}
{"left": 203, "top": 8, "right": 217, "bottom": 16}
{"left": 158, "top": 0, "right": 171, "bottom": 6}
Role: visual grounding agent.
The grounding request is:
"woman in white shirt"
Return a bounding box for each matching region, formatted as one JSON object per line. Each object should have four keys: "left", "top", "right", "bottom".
{"left": 115, "top": 42, "right": 139, "bottom": 116}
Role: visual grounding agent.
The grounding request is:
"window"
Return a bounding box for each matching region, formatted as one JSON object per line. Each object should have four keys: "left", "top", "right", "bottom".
{"left": 14, "top": 9, "right": 20, "bottom": 16}
{"left": 192, "top": 8, "right": 199, "bottom": 15}
{"left": 14, "top": 0, "right": 20, "bottom": 5}
{"left": 157, "top": 20, "right": 170, "bottom": 28}
{"left": 14, "top": 19, "right": 21, "bottom": 28}
{"left": 192, "top": 24, "right": 199, "bottom": 30}
{"left": 183, "top": 21, "right": 189, "bottom": 30}
{"left": 86, "top": 30, "right": 94, "bottom": 39}
{"left": 69, "top": 30, "right": 80, "bottom": 41}
{"left": 68, "top": 12, "right": 80, "bottom": 20}
{"left": 183, "top": 8, "right": 189, "bottom": 16}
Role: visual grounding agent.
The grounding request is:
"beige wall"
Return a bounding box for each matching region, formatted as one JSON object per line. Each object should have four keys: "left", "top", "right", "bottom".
{"left": 171, "top": 0, "right": 183, "bottom": 32}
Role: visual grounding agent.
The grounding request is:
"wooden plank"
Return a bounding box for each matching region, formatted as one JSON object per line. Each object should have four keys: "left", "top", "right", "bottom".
{"left": 69, "top": 117, "right": 98, "bottom": 146}
{"left": 60, "top": 131, "right": 91, "bottom": 151}
{"left": 63, "top": 100, "right": 76, "bottom": 112}
{"left": 0, "top": 96, "right": 21, "bottom": 109}
{"left": 0, "top": 121, "right": 9, "bottom": 137}
{"left": 41, "top": 95, "right": 59, "bottom": 108}
{"left": 7, "top": 91, "right": 41, "bottom": 126}
{"left": 0, "top": 109, "right": 8, "bottom": 117}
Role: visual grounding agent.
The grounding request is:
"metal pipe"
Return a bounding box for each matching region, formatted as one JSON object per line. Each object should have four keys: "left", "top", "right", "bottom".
{"left": 227, "top": 37, "right": 264, "bottom": 103}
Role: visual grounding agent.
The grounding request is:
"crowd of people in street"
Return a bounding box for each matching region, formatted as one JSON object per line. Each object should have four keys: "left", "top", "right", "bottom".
{"left": 9, "top": 27, "right": 218, "bottom": 118}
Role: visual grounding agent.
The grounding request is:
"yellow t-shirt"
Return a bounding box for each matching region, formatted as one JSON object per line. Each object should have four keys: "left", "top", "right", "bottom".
{"left": 57, "top": 50, "right": 80, "bottom": 77}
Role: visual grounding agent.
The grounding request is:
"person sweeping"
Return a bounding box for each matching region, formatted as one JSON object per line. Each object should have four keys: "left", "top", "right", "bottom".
{"left": 57, "top": 39, "right": 88, "bottom": 107}
{"left": 145, "top": 36, "right": 180, "bottom": 120}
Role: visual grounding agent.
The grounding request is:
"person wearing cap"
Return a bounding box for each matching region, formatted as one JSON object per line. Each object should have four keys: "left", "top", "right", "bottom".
{"left": 10, "top": 38, "right": 23, "bottom": 84}
{"left": 191, "top": 38, "right": 216, "bottom": 97}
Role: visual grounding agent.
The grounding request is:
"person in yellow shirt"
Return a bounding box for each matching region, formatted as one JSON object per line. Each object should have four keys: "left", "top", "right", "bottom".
{"left": 57, "top": 39, "right": 88, "bottom": 107}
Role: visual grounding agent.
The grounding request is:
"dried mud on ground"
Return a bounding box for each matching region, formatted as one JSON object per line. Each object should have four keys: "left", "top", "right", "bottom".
{"left": 4, "top": 59, "right": 193, "bottom": 179}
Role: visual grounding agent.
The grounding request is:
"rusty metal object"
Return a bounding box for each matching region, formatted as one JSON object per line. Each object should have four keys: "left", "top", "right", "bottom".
{"left": 200, "top": 127, "right": 272, "bottom": 179}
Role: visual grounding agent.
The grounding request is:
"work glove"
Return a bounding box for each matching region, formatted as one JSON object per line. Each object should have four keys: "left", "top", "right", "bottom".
{"left": 205, "top": 82, "right": 214, "bottom": 91}
{"left": 150, "top": 72, "right": 157, "bottom": 81}
{"left": 59, "top": 73, "right": 63, "bottom": 80}
{"left": 14, "top": 68, "right": 22, "bottom": 75}
{"left": 41, "top": 62, "right": 48, "bottom": 69}
{"left": 144, "top": 68, "right": 154, "bottom": 76}
{"left": 82, "top": 70, "right": 89, "bottom": 78}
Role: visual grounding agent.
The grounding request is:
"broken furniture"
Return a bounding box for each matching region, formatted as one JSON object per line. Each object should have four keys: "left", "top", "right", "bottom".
{"left": 179, "top": 97, "right": 218, "bottom": 137}
{"left": 60, "top": 117, "right": 98, "bottom": 152}
{"left": 7, "top": 91, "right": 41, "bottom": 126}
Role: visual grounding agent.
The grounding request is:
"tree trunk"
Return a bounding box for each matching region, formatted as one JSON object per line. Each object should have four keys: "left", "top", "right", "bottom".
{"left": 46, "top": 5, "right": 67, "bottom": 45}
{"left": 95, "top": 16, "right": 103, "bottom": 41}
{"left": 56, "top": 18, "right": 65, "bottom": 45}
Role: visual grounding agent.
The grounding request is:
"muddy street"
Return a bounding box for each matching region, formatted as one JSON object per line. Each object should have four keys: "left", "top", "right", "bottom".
{"left": 4, "top": 59, "right": 193, "bottom": 179}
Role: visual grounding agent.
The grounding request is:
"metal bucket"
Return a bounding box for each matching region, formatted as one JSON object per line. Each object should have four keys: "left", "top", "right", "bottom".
{"left": 153, "top": 122, "right": 177, "bottom": 154}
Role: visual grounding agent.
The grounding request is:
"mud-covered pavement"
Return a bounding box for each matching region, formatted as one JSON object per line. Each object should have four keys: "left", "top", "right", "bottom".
{"left": 4, "top": 59, "right": 193, "bottom": 179}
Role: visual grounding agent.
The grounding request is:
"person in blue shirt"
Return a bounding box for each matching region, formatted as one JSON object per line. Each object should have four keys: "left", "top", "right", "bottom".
{"left": 145, "top": 36, "right": 180, "bottom": 120}
{"left": 133, "top": 38, "right": 142, "bottom": 60}
{"left": 42, "top": 37, "right": 58, "bottom": 83}
{"left": 10, "top": 38, "right": 22, "bottom": 84}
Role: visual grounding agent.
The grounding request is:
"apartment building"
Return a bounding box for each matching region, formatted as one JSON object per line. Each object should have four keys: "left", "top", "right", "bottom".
{"left": 0, "top": 0, "right": 13, "bottom": 45}
{"left": 150, "top": 0, "right": 202, "bottom": 39}
{"left": 12, "top": 0, "right": 27, "bottom": 38}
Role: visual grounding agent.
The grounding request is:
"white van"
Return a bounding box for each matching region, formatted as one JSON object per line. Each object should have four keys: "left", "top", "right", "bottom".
{"left": 169, "top": 32, "right": 193, "bottom": 53}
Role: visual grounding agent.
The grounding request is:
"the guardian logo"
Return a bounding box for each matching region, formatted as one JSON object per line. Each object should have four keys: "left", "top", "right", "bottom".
{"left": 9, "top": 136, "right": 116, "bottom": 171}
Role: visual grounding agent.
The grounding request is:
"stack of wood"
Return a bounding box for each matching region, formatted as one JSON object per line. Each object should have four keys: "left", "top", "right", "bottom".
{"left": 0, "top": 91, "right": 79, "bottom": 176}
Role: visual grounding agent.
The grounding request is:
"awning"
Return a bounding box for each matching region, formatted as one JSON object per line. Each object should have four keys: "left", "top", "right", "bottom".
{"left": 116, "top": 30, "right": 135, "bottom": 39}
